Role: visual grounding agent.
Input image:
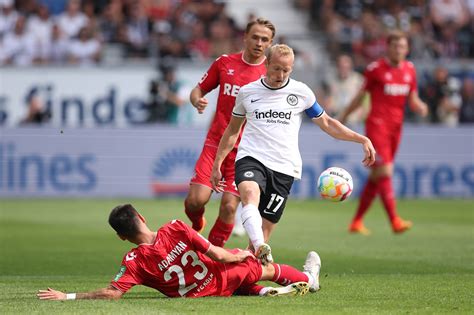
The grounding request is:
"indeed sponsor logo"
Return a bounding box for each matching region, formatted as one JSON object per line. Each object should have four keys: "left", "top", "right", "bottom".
{"left": 254, "top": 109, "right": 292, "bottom": 120}
{"left": 0, "top": 85, "right": 149, "bottom": 127}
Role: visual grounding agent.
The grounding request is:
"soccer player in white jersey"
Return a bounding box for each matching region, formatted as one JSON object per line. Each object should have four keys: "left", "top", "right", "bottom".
{"left": 210, "top": 44, "right": 376, "bottom": 265}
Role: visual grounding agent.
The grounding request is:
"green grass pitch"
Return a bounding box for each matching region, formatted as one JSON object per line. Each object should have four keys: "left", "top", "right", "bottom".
{"left": 0, "top": 198, "right": 473, "bottom": 314}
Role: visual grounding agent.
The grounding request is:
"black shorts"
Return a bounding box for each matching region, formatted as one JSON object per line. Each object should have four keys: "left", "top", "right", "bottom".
{"left": 235, "top": 156, "right": 294, "bottom": 223}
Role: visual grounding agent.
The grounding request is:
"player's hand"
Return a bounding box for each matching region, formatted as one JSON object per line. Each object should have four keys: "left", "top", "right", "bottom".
{"left": 234, "top": 249, "right": 254, "bottom": 262}
{"left": 210, "top": 166, "right": 225, "bottom": 193}
{"left": 361, "top": 138, "right": 376, "bottom": 167}
{"left": 37, "top": 288, "right": 66, "bottom": 300}
{"left": 193, "top": 97, "right": 208, "bottom": 114}
{"left": 415, "top": 102, "right": 429, "bottom": 117}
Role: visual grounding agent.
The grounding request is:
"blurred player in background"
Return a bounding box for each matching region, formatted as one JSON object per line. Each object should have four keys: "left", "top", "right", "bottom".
{"left": 184, "top": 18, "right": 275, "bottom": 247}
{"left": 339, "top": 30, "right": 428, "bottom": 235}
{"left": 211, "top": 44, "right": 375, "bottom": 264}
{"left": 323, "top": 54, "right": 367, "bottom": 124}
{"left": 37, "top": 204, "right": 321, "bottom": 300}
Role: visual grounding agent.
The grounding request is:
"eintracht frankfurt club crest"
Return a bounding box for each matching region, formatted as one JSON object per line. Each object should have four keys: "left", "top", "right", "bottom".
{"left": 287, "top": 94, "right": 298, "bottom": 106}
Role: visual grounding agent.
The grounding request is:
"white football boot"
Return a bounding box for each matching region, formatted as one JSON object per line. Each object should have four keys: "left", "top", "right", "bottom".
{"left": 232, "top": 225, "right": 246, "bottom": 237}
{"left": 256, "top": 243, "right": 273, "bottom": 265}
{"left": 264, "top": 282, "right": 310, "bottom": 297}
{"left": 303, "top": 251, "right": 321, "bottom": 292}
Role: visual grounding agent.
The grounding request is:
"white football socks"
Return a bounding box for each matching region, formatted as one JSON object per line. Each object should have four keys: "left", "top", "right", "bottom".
{"left": 241, "top": 204, "right": 264, "bottom": 250}
{"left": 234, "top": 202, "right": 244, "bottom": 228}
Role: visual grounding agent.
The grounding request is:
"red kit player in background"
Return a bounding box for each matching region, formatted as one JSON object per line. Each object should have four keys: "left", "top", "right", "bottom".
{"left": 37, "top": 204, "right": 321, "bottom": 300}
{"left": 340, "top": 30, "right": 428, "bottom": 235}
{"left": 185, "top": 18, "right": 275, "bottom": 246}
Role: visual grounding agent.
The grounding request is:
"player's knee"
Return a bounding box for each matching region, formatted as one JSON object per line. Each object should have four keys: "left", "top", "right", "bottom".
{"left": 219, "top": 201, "right": 237, "bottom": 216}
{"left": 378, "top": 166, "right": 393, "bottom": 178}
{"left": 371, "top": 164, "right": 393, "bottom": 180}
{"left": 260, "top": 263, "right": 275, "bottom": 281}
{"left": 184, "top": 195, "right": 206, "bottom": 211}
{"left": 238, "top": 186, "right": 260, "bottom": 205}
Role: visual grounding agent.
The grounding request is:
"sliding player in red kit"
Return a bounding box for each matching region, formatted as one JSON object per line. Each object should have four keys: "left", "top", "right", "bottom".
{"left": 37, "top": 204, "right": 321, "bottom": 300}
{"left": 184, "top": 18, "right": 275, "bottom": 247}
{"left": 340, "top": 30, "right": 428, "bottom": 235}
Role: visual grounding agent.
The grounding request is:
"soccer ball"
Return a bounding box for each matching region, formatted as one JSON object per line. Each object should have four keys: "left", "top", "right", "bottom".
{"left": 317, "top": 167, "right": 353, "bottom": 202}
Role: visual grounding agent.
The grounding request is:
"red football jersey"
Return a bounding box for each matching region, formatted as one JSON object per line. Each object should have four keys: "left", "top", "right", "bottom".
{"left": 198, "top": 52, "right": 266, "bottom": 147}
{"left": 110, "top": 220, "right": 228, "bottom": 298}
{"left": 363, "top": 58, "right": 417, "bottom": 128}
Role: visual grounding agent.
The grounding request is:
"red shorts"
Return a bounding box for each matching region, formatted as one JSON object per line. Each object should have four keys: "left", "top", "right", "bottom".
{"left": 366, "top": 122, "right": 402, "bottom": 166}
{"left": 190, "top": 144, "right": 239, "bottom": 196}
{"left": 220, "top": 250, "right": 262, "bottom": 296}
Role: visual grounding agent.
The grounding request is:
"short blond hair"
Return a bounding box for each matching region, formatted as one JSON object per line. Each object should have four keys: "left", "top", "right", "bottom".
{"left": 266, "top": 44, "right": 294, "bottom": 63}
{"left": 246, "top": 18, "right": 276, "bottom": 39}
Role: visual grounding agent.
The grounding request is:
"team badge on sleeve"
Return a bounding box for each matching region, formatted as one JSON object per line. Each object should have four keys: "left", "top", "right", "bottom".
{"left": 126, "top": 251, "right": 137, "bottom": 261}
{"left": 244, "top": 171, "right": 254, "bottom": 178}
{"left": 199, "top": 72, "right": 209, "bottom": 84}
{"left": 114, "top": 266, "right": 126, "bottom": 281}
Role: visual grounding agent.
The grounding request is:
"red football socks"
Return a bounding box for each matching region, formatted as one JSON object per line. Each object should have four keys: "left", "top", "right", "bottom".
{"left": 184, "top": 205, "right": 205, "bottom": 231}
{"left": 378, "top": 176, "right": 398, "bottom": 222}
{"left": 208, "top": 217, "right": 234, "bottom": 247}
{"left": 271, "top": 263, "right": 309, "bottom": 285}
{"left": 353, "top": 179, "right": 378, "bottom": 222}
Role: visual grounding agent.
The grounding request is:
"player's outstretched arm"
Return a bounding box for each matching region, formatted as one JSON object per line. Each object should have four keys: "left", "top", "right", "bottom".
{"left": 313, "top": 112, "right": 376, "bottom": 166}
{"left": 190, "top": 86, "right": 209, "bottom": 114}
{"left": 408, "top": 90, "right": 429, "bottom": 117}
{"left": 211, "top": 116, "right": 245, "bottom": 192}
{"left": 37, "top": 286, "right": 123, "bottom": 300}
{"left": 206, "top": 244, "right": 254, "bottom": 263}
{"left": 338, "top": 88, "right": 366, "bottom": 124}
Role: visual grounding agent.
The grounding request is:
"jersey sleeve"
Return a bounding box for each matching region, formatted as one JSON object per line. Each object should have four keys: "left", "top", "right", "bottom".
{"left": 302, "top": 84, "right": 324, "bottom": 118}
{"left": 110, "top": 257, "right": 142, "bottom": 293}
{"left": 173, "top": 220, "right": 211, "bottom": 253}
{"left": 198, "top": 56, "right": 222, "bottom": 93}
{"left": 232, "top": 86, "right": 246, "bottom": 117}
{"left": 362, "top": 62, "right": 377, "bottom": 91}
{"left": 302, "top": 83, "right": 317, "bottom": 109}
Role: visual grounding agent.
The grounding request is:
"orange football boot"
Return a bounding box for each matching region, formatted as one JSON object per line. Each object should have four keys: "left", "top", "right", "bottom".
{"left": 349, "top": 220, "right": 371, "bottom": 235}
{"left": 392, "top": 217, "right": 412, "bottom": 234}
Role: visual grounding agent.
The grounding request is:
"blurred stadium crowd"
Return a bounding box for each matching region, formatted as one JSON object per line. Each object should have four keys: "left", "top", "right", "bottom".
{"left": 0, "top": 0, "right": 242, "bottom": 66}
{"left": 306, "top": 0, "right": 474, "bottom": 65}
{"left": 303, "top": 0, "right": 474, "bottom": 125}
{"left": 1, "top": 0, "right": 473, "bottom": 125}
